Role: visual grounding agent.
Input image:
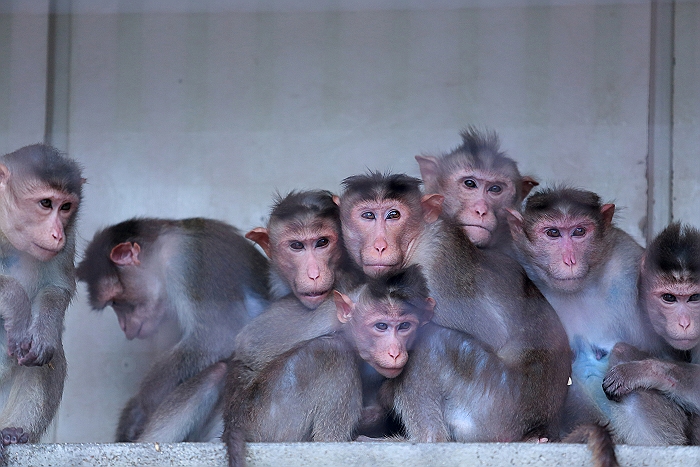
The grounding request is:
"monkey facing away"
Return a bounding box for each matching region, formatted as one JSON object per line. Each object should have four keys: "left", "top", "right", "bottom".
{"left": 416, "top": 127, "right": 538, "bottom": 253}
{"left": 337, "top": 172, "right": 571, "bottom": 442}
{"left": 223, "top": 266, "right": 434, "bottom": 467}
{"left": 603, "top": 222, "right": 700, "bottom": 442}
{"left": 76, "top": 217, "right": 270, "bottom": 442}
{"left": 0, "top": 144, "right": 82, "bottom": 454}
{"left": 507, "top": 187, "right": 685, "bottom": 444}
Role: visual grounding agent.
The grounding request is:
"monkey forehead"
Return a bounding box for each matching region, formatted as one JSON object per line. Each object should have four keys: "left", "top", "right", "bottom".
{"left": 531, "top": 214, "right": 597, "bottom": 229}
{"left": 20, "top": 182, "right": 81, "bottom": 204}
{"left": 648, "top": 280, "right": 700, "bottom": 296}
{"left": 269, "top": 218, "right": 340, "bottom": 241}
{"left": 92, "top": 275, "right": 124, "bottom": 309}
{"left": 438, "top": 153, "right": 520, "bottom": 182}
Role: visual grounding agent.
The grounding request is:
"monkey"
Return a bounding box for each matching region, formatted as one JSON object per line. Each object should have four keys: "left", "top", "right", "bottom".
{"left": 0, "top": 144, "right": 82, "bottom": 456}
{"left": 602, "top": 222, "right": 700, "bottom": 442}
{"left": 129, "top": 191, "right": 365, "bottom": 442}
{"left": 415, "top": 127, "right": 538, "bottom": 254}
{"left": 506, "top": 187, "right": 685, "bottom": 444}
{"left": 223, "top": 265, "right": 434, "bottom": 467}
{"left": 337, "top": 172, "right": 571, "bottom": 442}
{"left": 76, "top": 217, "right": 270, "bottom": 442}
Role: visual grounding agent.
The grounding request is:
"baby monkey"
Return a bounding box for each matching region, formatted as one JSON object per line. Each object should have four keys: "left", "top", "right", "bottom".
{"left": 223, "top": 265, "right": 434, "bottom": 467}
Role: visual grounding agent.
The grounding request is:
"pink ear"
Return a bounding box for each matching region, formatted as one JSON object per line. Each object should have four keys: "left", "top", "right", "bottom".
{"left": 109, "top": 242, "right": 141, "bottom": 266}
{"left": 600, "top": 204, "right": 615, "bottom": 228}
{"left": 415, "top": 155, "right": 439, "bottom": 190}
{"left": 505, "top": 208, "right": 524, "bottom": 239}
{"left": 333, "top": 290, "right": 354, "bottom": 323}
{"left": 245, "top": 227, "right": 272, "bottom": 258}
{"left": 421, "top": 193, "right": 444, "bottom": 224}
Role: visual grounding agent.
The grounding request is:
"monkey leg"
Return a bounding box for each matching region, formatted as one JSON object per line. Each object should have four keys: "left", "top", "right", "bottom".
{"left": 608, "top": 390, "right": 689, "bottom": 445}
{"left": 137, "top": 362, "right": 228, "bottom": 443}
{"left": 0, "top": 344, "right": 66, "bottom": 443}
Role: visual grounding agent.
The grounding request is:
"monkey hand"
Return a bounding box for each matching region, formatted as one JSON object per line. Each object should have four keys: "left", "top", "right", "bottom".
{"left": 15, "top": 336, "right": 55, "bottom": 367}
{"left": 602, "top": 362, "right": 638, "bottom": 402}
{"left": 116, "top": 397, "right": 148, "bottom": 442}
{"left": 5, "top": 326, "right": 33, "bottom": 363}
{"left": 1, "top": 427, "right": 29, "bottom": 446}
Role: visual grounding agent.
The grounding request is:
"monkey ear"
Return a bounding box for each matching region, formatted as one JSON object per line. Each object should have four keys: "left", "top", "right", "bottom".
{"left": 421, "top": 193, "right": 444, "bottom": 224}
{"left": 0, "top": 164, "right": 10, "bottom": 186}
{"left": 109, "top": 242, "right": 142, "bottom": 266}
{"left": 600, "top": 204, "right": 615, "bottom": 229}
{"left": 422, "top": 297, "right": 436, "bottom": 324}
{"left": 505, "top": 208, "right": 524, "bottom": 239}
{"left": 333, "top": 290, "right": 354, "bottom": 323}
{"left": 245, "top": 227, "right": 272, "bottom": 258}
{"left": 415, "top": 155, "right": 439, "bottom": 188}
{"left": 520, "top": 176, "right": 539, "bottom": 199}
{"left": 332, "top": 195, "right": 341, "bottom": 207}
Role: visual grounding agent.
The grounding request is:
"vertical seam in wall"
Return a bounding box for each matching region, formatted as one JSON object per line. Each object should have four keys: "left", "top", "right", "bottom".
{"left": 646, "top": 0, "right": 675, "bottom": 244}
{"left": 43, "top": 0, "right": 71, "bottom": 151}
{"left": 669, "top": 1, "right": 675, "bottom": 223}
{"left": 44, "top": 0, "right": 57, "bottom": 145}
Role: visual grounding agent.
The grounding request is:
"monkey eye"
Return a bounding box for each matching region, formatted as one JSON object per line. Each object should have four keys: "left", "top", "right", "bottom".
{"left": 361, "top": 211, "right": 376, "bottom": 220}
{"left": 386, "top": 210, "right": 400, "bottom": 220}
{"left": 463, "top": 179, "right": 477, "bottom": 188}
{"left": 374, "top": 322, "right": 388, "bottom": 331}
{"left": 40, "top": 199, "right": 52, "bottom": 209}
{"left": 689, "top": 294, "right": 699, "bottom": 302}
{"left": 662, "top": 293, "right": 677, "bottom": 303}
{"left": 315, "top": 237, "right": 329, "bottom": 248}
{"left": 571, "top": 227, "right": 587, "bottom": 237}
{"left": 289, "top": 241, "right": 304, "bottom": 250}
{"left": 545, "top": 228, "right": 561, "bottom": 238}
{"left": 398, "top": 322, "right": 412, "bottom": 331}
{"left": 60, "top": 202, "right": 72, "bottom": 211}
{"left": 487, "top": 185, "right": 502, "bottom": 194}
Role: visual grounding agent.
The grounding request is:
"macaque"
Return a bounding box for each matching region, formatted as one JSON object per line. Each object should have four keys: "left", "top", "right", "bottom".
{"left": 76, "top": 217, "right": 270, "bottom": 442}
{"left": 223, "top": 266, "right": 434, "bottom": 467}
{"left": 416, "top": 127, "right": 537, "bottom": 253}
{"left": 0, "top": 144, "right": 82, "bottom": 455}
{"left": 507, "top": 188, "right": 683, "bottom": 444}
{"left": 338, "top": 172, "right": 571, "bottom": 442}
{"left": 603, "top": 222, "right": 700, "bottom": 441}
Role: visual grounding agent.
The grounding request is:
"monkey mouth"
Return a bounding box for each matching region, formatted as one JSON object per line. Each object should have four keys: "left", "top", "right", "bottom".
{"left": 376, "top": 366, "right": 404, "bottom": 378}
{"left": 32, "top": 243, "right": 61, "bottom": 259}
{"left": 299, "top": 289, "right": 331, "bottom": 307}
{"left": 668, "top": 337, "right": 699, "bottom": 350}
{"left": 460, "top": 224, "right": 491, "bottom": 232}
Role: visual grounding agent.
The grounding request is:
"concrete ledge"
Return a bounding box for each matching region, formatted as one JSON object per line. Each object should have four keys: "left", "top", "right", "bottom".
{"left": 4, "top": 442, "right": 700, "bottom": 466}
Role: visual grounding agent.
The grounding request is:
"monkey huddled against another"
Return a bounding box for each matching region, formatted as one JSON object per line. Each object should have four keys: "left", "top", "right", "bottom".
{"left": 2, "top": 127, "right": 697, "bottom": 467}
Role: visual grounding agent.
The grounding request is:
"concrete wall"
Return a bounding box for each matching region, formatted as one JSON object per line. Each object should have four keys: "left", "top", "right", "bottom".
{"left": 0, "top": 0, "right": 698, "bottom": 445}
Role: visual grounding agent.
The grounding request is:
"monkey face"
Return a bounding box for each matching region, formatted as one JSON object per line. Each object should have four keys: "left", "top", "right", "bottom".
{"left": 644, "top": 281, "right": 700, "bottom": 351}
{"left": 342, "top": 199, "right": 421, "bottom": 278}
{"left": 270, "top": 221, "right": 341, "bottom": 310}
{"left": 349, "top": 304, "right": 423, "bottom": 378}
{"left": 440, "top": 170, "right": 516, "bottom": 248}
{"left": 519, "top": 216, "right": 600, "bottom": 292}
{"left": 0, "top": 182, "right": 79, "bottom": 261}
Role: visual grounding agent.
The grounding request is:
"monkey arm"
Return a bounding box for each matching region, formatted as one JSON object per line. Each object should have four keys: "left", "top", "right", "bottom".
{"left": 234, "top": 297, "right": 341, "bottom": 372}
{"left": 18, "top": 285, "right": 72, "bottom": 366}
{"left": 0, "top": 275, "right": 32, "bottom": 358}
{"left": 603, "top": 359, "right": 700, "bottom": 412}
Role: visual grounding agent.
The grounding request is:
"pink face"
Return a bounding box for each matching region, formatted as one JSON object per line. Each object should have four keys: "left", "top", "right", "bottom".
{"left": 440, "top": 170, "right": 516, "bottom": 248}
{"left": 644, "top": 280, "right": 700, "bottom": 351}
{"left": 271, "top": 222, "right": 341, "bottom": 310}
{"left": 1, "top": 183, "right": 79, "bottom": 261}
{"left": 342, "top": 199, "right": 421, "bottom": 278}
{"left": 349, "top": 303, "right": 423, "bottom": 378}
{"left": 524, "top": 216, "right": 599, "bottom": 292}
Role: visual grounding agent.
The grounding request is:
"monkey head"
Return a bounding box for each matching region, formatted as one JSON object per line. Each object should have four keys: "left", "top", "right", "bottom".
{"left": 0, "top": 144, "right": 82, "bottom": 261}
{"left": 416, "top": 127, "right": 536, "bottom": 249}
{"left": 334, "top": 265, "right": 434, "bottom": 378}
{"left": 339, "top": 172, "right": 442, "bottom": 278}
{"left": 78, "top": 237, "right": 168, "bottom": 340}
{"left": 507, "top": 187, "right": 614, "bottom": 293}
{"left": 641, "top": 223, "right": 700, "bottom": 351}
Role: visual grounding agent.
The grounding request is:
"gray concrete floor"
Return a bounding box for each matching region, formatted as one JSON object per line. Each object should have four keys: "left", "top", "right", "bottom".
{"left": 4, "top": 442, "right": 700, "bottom": 466}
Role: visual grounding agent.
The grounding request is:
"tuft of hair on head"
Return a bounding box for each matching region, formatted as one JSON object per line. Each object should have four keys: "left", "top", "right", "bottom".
{"left": 269, "top": 189, "right": 339, "bottom": 224}
{"left": 645, "top": 222, "right": 700, "bottom": 283}
{"left": 364, "top": 265, "right": 432, "bottom": 321}
{"left": 1, "top": 143, "right": 83, "bottom": 198}
{"left": 340, "top": 171, "right": 423, "bottom": 204}
{"left": 523, "top": 186, "right": 608, "bottom": 230}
